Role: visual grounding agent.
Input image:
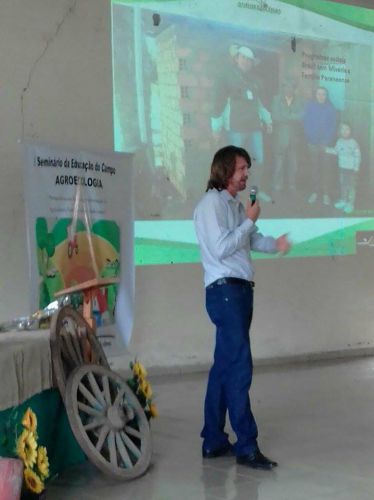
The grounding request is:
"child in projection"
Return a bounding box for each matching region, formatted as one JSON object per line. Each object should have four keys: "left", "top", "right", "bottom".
{"left": 326, "top": 123, "right": 361, "bottom": 214}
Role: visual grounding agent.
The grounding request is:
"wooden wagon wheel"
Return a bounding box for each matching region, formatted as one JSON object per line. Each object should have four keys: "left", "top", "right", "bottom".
{"left": 50, "top": 305, "right": 109, "bottom": 401}
{"left": 65, "top": 364, "right": 152, "bottom": 480}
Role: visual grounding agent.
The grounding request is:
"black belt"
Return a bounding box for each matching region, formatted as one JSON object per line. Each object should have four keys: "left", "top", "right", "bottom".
{"left": 206, "top": 277, "right": 255, "bottom": 289}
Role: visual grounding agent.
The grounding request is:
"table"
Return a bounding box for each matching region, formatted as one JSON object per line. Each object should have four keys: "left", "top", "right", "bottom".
{"left": 0, "top": 329, "right": 85, "bottom": 477}
{"left": 0, "top": 330, "right": 52, "bottom": 411}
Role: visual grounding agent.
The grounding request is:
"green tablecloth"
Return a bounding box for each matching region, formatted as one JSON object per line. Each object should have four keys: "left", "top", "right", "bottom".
{"left": 0, "top": 388, "right": 86, "bottom": 479}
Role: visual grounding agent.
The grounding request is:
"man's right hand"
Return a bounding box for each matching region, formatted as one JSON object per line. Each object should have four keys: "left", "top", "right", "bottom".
{"left": 246, "top": 199, "right": 260, "bottom": 222}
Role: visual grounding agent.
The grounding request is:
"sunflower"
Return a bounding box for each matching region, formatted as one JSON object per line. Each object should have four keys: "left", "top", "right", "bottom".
{"left": 24, "top": 468, "right": 44, "bottom": 494}
{"left": 22, "top": 408, "right": 37, "bottom": 433}
{"left": 148, "top": 402, "right": 158, "bottom": 418}
{"left": 17, "top": 429, "right": 37, "bottom": 468}
{"left": 37, "top": 446, "right": 50, "bottom": 478}
{"left": 132, "top": 361, "right": 147, "bottom": 379}
{"left": 139, "top": 379, "right": 153, "bottom": 400}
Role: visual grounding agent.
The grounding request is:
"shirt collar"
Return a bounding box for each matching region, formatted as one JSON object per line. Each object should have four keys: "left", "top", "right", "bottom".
{"left": 221, "top": 189, "right": 240, "bottom": 204}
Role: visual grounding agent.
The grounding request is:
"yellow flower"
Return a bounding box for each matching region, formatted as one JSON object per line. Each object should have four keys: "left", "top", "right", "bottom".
{"left": 133, "top": 361, "right": 147, "bottom": 379}
{"left": 37, "top": 446, "right": 49, "bottom": 478}
{"left": 139, "top": 379, "right": 153, "bottom": 400}
{"left": 22, "top": 408, "right": 37, "bottom": 433}
{"left": 24, "top": 468, "right": 44, "bottom": 494}
{"left": 149, "top": 402, "right": 158, "bottom": 418}
{"left": 17, "top": 429, "right": 37, "bottom": 468}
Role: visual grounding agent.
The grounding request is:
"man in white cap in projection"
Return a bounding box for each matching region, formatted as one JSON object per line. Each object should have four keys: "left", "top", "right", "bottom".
{"left": 211, "top": 45, "right": 273, "bottom": 202}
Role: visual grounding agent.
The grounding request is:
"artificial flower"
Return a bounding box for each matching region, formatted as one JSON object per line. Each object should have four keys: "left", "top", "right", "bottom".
{"left": 148, "top": 402, "right": 158, "bottom": 418}
{"left": 37, "top": 446, "right": 49, "bottom": 478}
{"left": 24, "top": 468, "right": 44, "bottom": 494}
{"left": 139, "top": 379, "right": 153, "bottom": 400}
{"left": 16, "top": 429, "right": 37, "bottom": 468}
{"left": 132, "top": 361, "right": 147, "bottom": 379}
{"left": 128, "top": 360, "right": 156, "bottom": 420}
{"left": 22, "top": 408, "right": 37, "bottom": 433}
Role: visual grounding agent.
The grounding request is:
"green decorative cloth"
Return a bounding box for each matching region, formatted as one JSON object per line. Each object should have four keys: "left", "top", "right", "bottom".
{"left": 0, "top": 389, "right": 86, "bottom": 479}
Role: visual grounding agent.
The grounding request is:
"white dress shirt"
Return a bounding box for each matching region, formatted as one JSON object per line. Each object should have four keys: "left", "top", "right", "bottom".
{"left": 194, "top": 189, "right": 278, "bottom": 287}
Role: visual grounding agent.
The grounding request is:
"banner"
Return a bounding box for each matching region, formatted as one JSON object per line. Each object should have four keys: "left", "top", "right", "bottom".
{"left": 23, "top": 143, "right": 134, "bottom": 353}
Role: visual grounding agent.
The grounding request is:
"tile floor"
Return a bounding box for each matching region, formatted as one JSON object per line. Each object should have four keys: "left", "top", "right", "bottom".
{"left": 47, "top": 356, "right": 374, "bottom": 499}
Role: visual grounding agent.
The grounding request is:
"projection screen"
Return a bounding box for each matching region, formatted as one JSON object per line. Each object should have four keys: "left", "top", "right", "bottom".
{"left": 111, "top": 0, "right": 374, "bottom": 265}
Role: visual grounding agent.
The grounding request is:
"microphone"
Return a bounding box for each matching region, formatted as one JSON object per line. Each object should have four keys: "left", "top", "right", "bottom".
{"left": 249, "top": 186, "right": 258, "bottom": 206}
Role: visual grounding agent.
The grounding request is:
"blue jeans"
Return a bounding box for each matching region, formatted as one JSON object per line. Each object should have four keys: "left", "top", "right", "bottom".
{"left": 202, "top": 282, "right": 258, "bottom": 456}
{"left": 228, "top": 130, "right": 264, "bottom": 165}
{"left": 340, "top": 169, "right": 357, "bottom": 204}
{"left": 308, "top": 144, "right": 332, "bottom": 197}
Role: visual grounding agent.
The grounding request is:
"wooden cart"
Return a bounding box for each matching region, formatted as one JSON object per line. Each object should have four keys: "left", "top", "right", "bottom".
{"left": 50, "top": 278, "right": 152, "bottom": 480}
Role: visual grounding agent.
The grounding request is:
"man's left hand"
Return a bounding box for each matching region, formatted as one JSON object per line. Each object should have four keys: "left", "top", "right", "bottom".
{"left": 276, "top": 234, "right": 291, "bottom": 254}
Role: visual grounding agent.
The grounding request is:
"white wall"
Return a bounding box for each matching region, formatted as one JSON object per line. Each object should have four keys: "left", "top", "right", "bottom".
{"left": 0, "top": 0, "right": 113, "bottom": 319}
{"left": 1, "top": 0, "right": 373, "bottom": 373}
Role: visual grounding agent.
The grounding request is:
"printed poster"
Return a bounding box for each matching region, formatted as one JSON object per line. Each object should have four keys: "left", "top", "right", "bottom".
{"left": 23, "top": 143, "right": 134, "bottom": 352}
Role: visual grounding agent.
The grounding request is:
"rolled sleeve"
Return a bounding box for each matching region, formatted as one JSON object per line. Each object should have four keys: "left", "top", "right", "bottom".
{"left": 250, "top": 227, "right": 278, "bottom": 253}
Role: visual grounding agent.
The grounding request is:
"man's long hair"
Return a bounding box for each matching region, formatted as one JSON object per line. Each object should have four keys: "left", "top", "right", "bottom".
{"left": 206, "top": 145, "right": 251, "bottom": 192}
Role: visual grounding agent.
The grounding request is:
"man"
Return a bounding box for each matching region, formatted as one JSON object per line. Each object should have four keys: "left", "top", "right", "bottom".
{"left": 271, "top": 80, "right": 304, "bottom": 192}
{"left": 211, "top": 46, "right": 273, "bottom": 202}
{"left": 303, "top": 86, "right": 338, "bottom": 206}
{"left": 194, "top": 145, "right": 290, "bottom": 469}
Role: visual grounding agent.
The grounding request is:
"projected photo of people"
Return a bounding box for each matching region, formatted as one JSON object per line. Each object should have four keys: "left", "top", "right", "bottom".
{"left": 112, "top": 4, "right": 373, "bottom": 221}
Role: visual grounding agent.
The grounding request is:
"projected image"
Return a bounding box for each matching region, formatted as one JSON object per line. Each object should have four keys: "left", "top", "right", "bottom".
{"left": 112, "top": 4, "right": 373, "bottom": 222}
{"left": 111, "top": 1, "right": 374, "bottom": 265}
